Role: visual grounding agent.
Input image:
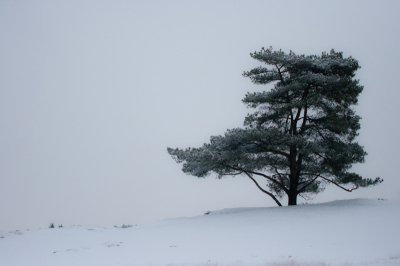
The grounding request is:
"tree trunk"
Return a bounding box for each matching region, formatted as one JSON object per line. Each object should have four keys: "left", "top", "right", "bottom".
{"left": 288, "top": 191, "right": 297, "bottom": 205}
{"left": 288, "top": 144, "right": 298, "bottom": 205}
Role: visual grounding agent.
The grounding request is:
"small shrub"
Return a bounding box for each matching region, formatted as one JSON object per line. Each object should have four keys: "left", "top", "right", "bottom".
{"left": 114, "top": 224, "right": 133, "bottom": 228}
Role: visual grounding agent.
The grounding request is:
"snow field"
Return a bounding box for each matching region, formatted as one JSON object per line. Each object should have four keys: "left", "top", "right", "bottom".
{"left": 1, "top": 198, "right": 399, "bottom": 266}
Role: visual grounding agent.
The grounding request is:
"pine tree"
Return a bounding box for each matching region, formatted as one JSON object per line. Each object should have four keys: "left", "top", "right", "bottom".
{"left": 168, "top": 47, "right": 382, "bottom": 206}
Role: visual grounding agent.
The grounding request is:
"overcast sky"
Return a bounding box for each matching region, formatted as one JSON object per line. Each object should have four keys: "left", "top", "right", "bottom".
{"left": 1, "top": 0, "right": 399, "bottom": 231}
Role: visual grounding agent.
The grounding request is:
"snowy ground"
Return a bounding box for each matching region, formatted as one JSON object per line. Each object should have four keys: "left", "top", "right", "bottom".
{"left": 1, "top": 198, "right": 399, "bottom": 266}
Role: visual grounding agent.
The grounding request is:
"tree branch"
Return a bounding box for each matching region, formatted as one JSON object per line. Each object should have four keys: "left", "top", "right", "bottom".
{"left": 293, "top": 87, "right": 310, "bottom": 134}
{"left": 219, "top": 172, "right": 243, "bottom": 176}
{"left": 319, "top": 176, "right": 359, "bottom": 192}
{"left": 224, "top": 165, "right": 289, "bottom": 193}
{"left": 285, "top": 114, "right": 290, "bottom": 134}
{"left": 243, "top": 171, "right": 282, "bottom": 206}
{"left": 266, "top": 149, "right": 290, "bottom": 158}
{"left": 276, "top": 64, "right": 286, "bottom": 86}
{"left": 271, "top": 165, "right": 288, "bottom": 189}
{"left": 297, "top": 174, "right": 320, "bottom": 194}
{"left": 255, "top": 141, "right": 290, "bottom": 158}
{"left": 300, "top": 101, "right": 308, "bottom": 134}
{"left": 246, "top": 170, "right": 289, "bottom": 193}
{"left": 315, "top": 152, "right": 328, "bottom": 160}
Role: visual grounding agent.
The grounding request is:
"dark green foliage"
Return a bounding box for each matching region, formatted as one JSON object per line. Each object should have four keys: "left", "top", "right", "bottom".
{"left": 168, "top": 47, "right": 382, "bottom": 206}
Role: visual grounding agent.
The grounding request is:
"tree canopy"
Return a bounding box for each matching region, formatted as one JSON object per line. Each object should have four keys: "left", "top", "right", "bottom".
{"left": 168, "top": 47, "right": 382, "bottom": 206}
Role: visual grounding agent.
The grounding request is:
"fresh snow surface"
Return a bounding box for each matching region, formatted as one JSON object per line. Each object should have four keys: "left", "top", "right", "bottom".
{"left": 1, "top": 198, "right": 399, "bottom": 266}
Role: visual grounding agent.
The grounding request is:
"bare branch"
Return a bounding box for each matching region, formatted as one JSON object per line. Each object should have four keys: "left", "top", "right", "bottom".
{"left": 315, "top": 152, "right": 328, "bottom": 160}
{"left": 300, "top": 101, "right": 308, "bottom": 134}
{"left": 285, "top": 114, "right": 290, "bottom": 133}
{"left": 218, "top": 172, "right": 243, "bottom": 176}
{"left": 293, "top": 87, "right": 310, "bottom": 134}
{"left": 275, "top": 64, "right": 286, "bottom": 86}
{"left": 271, "top": 165, "right": 288, "bottom": 189}
{"left": 297, "top": 174, "right": 320, "bottom": 194}
{"left": 319, "top": 176, "right": 359, "bottom": 192}
{"left": 244, "top": 169, "right": 288, "bottom": 193}
{"left": 266, "top": 149, "right": 290, "bottom": 158}
{"left": 243, "top": 171, "right": 282, "bottom": 207}
{"left": 254, "top": 141, "right": 290, "bottom": 158}
{"left": 224, "top": 164, "right": 289, "bottom": 193}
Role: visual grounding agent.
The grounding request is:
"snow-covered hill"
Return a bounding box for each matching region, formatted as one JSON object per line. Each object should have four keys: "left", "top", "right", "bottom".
{"left": 1, "top": 198, "right": 399, "bottom": 266}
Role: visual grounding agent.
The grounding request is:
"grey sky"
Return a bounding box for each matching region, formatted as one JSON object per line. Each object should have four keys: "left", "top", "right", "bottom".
{"left": 1, "top": 0, "right": 399, "bottom": 231}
